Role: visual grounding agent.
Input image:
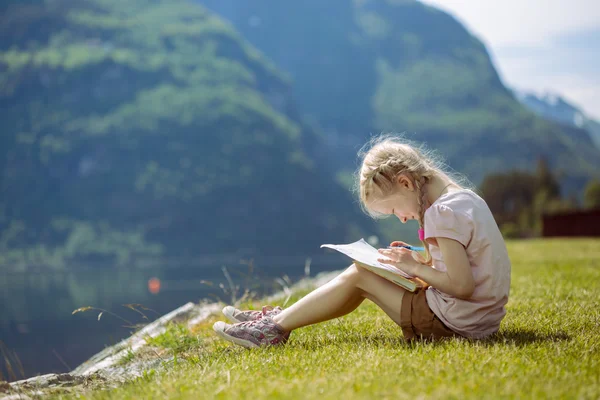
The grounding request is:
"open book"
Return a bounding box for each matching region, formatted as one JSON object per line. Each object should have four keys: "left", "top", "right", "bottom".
{"left": 320, "top": 238, "right": 428, "bottom": 293}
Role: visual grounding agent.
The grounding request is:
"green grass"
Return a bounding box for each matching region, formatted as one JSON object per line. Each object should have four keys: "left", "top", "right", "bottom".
{"left": 53, "top": 239, "right": 599, "bottom": 399}
{"left": 145, "top": 324, "right": 203, "bottom": 354}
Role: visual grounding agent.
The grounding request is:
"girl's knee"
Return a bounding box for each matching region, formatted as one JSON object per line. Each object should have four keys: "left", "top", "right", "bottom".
{"left": 345, "top": 263, "right": 376, "bottom": 277}
{"left": 340, "top": 264, "right": 373, "bottom": 288}
{"left": 346, "top": 263, "right": 395, "bottom": 294}
{"left": 337, "top": 264, "right": 368, "bottom": 296}
{"left": 342, "top": 263, "right": 364, "bottom": 279}
{"left": 336, "top": 263, "right": 361, "bottom": 284}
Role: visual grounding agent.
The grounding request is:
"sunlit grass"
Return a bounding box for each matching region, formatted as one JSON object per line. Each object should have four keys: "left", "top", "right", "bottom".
{"left": 49, "top": 238, "right": 599, "bottom": 399}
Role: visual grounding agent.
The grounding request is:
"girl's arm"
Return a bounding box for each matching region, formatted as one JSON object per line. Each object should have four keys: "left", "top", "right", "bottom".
{"left": 414, "top": 237, "right": 475, "bottom": 299}
{"left": 378, "top": 237, "right": 475, "bottom": 299}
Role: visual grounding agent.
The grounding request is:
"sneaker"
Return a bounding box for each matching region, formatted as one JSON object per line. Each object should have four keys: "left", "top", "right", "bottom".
{"left": 213, "top": 316, "right": 290, "bottom": 348}
{"left": 222, "top": 305, "right": 283, "bottom": 324}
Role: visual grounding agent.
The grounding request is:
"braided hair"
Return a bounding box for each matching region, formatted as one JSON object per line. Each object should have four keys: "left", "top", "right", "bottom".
{"left": 355, "top": 135, "right": 467, "bottom": 266}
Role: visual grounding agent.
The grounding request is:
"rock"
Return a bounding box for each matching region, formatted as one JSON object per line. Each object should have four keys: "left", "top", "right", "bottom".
{"left": 72, "top": 302, "right": 201, "bottom": 376}
{"left": 0, "top": 381, "right": 10, "bottom": 393}
{"left": 9, "top": 373, "right": 86, "bottom": 390}
{"left": 1, "top": 394, "right": 32, "bottom": 400}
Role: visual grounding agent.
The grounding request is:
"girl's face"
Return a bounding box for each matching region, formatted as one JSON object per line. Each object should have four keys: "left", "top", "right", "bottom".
{"left": 367, "top": 175, "right": 420, "bottom": 223}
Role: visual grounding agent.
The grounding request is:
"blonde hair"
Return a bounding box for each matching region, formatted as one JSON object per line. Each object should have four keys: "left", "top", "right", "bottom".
{"left": 354, "top": 133, "right": 472, "bottom": 265}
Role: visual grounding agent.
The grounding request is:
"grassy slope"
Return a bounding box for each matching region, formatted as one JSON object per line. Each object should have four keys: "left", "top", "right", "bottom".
{"left": 53, "top": 239, "right": 599, "bottom": 399}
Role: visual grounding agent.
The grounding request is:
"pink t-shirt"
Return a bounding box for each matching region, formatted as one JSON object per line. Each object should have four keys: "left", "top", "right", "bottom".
{"left": 424, "top": 189, "right": 511, "bottom": 339}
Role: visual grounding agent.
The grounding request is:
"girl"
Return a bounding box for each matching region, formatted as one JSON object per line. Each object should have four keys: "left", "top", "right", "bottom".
{"left": 213, "top": 135, "right": 511, "bottom": 346}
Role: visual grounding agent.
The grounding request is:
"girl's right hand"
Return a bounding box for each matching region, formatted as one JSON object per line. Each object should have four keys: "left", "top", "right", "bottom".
{"left": 389, "top": 240, "right": 410, "bottom": 248}
{"left": 390, "top": 240, "right": 427, "bottom": 264}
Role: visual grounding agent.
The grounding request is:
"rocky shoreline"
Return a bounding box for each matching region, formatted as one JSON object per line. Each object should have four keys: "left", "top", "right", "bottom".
{"left": 1, "top": 270, "right": 340, "bottom": 399}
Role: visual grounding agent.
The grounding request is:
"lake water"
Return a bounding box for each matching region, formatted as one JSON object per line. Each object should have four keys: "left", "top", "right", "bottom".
{"left": 0, "top": 254, "right": 346, "bottom": 381}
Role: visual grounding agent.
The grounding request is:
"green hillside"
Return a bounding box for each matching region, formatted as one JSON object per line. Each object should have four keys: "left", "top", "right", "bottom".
{"left": 200, "top": 0, "right": 600, "bottom": 195}
{"left": 0, "top": 0, "right": 374, "bottom": 270}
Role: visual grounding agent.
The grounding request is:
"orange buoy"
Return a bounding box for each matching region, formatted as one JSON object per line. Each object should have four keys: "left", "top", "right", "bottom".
{"left": 148, "top": 277, "right": 161, "bottom": 294}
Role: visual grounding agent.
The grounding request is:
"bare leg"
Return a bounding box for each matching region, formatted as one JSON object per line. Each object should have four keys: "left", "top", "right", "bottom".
{"left": 273, "top": 264, "right": 406, "bottom": 331}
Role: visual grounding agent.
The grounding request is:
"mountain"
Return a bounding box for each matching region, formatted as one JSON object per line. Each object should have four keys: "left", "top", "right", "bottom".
{"left": 514, "top": 90, "right": 600, "bottom": 150}
{"left": 0, "top": 0, "right": 375, "bottom": 270}
{"left": 199, "top": 0, "right": 600, "bottom": 195}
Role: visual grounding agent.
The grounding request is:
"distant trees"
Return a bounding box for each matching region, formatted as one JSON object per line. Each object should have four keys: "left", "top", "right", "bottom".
{"left": 584, "top": 180, "right": 600, "bottom": 209}
{"left": 480, "top": 158, "right": 577, "bottom": 238}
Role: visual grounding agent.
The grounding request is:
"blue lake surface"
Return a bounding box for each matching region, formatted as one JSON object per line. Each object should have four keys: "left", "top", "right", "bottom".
{"left": 0, "top": 254, "right": 346, "bottom": 381}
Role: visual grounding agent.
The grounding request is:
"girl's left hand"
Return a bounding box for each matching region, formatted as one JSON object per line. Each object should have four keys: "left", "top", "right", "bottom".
{"left": 377, "top": 247, "right": 421, "bottom": 276}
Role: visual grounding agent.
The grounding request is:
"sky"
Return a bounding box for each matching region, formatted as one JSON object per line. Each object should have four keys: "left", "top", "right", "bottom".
{"left": 419, "top": 0, "right": 600, "bottom": 119}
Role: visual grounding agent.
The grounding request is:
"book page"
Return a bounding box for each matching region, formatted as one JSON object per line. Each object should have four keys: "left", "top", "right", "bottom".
{"left": 321, "top": 238, "right": 415, "bottom": 279}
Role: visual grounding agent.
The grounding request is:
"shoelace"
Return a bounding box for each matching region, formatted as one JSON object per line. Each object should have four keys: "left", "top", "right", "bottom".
{"left": 235, "top": 307, "right": 265, "bottom": 320}
{"left": 235, "top": 308, "right": 281, "bottom": 328}
{"left": 262, "top": 306, "right": 276, "bottom": 315}
{"left": 233, "top": 306, "right": 282, "bottom": 328}
{"left": 237, "top": 317, "right": 268, "bottom": 328}
{"left": 243, "top": 305, "right": 279, "bottom": 318}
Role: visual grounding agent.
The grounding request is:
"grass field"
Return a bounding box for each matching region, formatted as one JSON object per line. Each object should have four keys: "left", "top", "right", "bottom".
{"left": 50, "top": 239, "right": 599, "bottom": 399}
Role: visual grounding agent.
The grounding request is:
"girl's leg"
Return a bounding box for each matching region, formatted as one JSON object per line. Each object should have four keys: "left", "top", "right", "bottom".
{"left": 272, "top": 264, "right": 406, "bottom": 331}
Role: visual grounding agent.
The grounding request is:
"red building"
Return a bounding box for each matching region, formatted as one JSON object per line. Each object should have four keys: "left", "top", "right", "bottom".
{"left": 542, "top": 209, "right": 600, "bottom": 237}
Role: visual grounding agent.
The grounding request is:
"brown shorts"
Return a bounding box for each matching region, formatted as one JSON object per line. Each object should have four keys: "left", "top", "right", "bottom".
{"left": 400, "top": 288, "right": 462, "bottom": 341}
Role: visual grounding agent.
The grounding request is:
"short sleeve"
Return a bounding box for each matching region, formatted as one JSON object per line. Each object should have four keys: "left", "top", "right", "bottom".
{"left": 424, "top": 204, "right": 473, "bottom": 247}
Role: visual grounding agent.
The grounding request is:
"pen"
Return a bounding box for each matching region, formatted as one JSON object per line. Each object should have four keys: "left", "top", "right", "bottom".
{"left": 387, "top": 245, "right": 425, "bottom": 251}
